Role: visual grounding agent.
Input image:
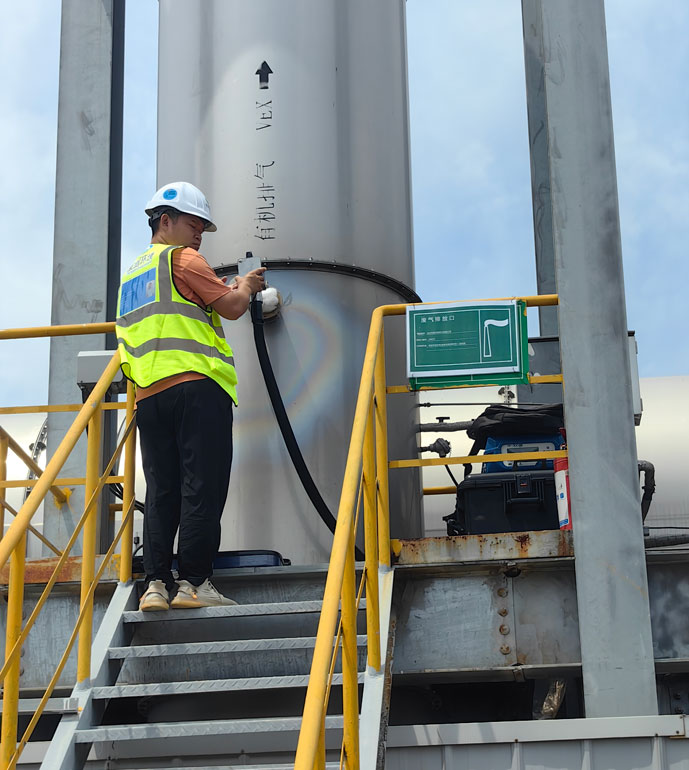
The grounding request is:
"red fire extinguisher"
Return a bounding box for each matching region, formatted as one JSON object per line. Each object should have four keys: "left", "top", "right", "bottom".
{"left": 554, "top": 430, "right": 571, "bottom": 530}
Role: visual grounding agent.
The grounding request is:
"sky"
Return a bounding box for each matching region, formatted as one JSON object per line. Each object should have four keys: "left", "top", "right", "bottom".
{"left": 0, "top": 0, "right": 687, "bottom": 411}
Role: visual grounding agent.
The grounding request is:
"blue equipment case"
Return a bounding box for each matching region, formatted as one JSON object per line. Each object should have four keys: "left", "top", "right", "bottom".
{"left": 482, "top": 433, "right": 565, "bottom": 473}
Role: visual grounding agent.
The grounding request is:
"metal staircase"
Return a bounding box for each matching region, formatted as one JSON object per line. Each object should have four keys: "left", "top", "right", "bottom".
{"left": 43, "top": 566, "right": 376, "bottom": 770}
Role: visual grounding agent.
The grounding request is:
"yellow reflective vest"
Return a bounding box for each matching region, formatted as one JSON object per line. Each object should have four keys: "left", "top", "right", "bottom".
{"left": 115, "top": 244, "right": 238, "bottom": 403}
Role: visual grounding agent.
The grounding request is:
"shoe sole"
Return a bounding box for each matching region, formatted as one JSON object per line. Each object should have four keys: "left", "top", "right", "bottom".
{"left": 139, "top": 599, "right": 169, "bottom": 612}
{"left": 170, "top": 596, "right": 238, "bottom": 609}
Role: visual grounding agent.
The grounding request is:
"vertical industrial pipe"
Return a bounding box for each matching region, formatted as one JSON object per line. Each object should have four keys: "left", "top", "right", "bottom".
{"left": 119, "top": 383, "right": 137, "bottom": 584}
{"left": 341, "top": 529, "right": 360, "bottom": 769}
{"left": 77, "top": 404, "right": 102, "bottom": 683}
{"left": 363, "top": 406, "right": 380, "bottom": 673}
{"left": 157, "top": 1, "right": 420, "bottom": 565}
{"left": 374, "top": 331, "right": 391, "bottom": 569}
{"left": 0, "top": 533, "right": 26, "bottom": 767}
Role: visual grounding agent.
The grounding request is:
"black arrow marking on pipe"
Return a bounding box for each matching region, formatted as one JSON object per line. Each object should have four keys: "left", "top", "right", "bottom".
{"left": 256, "top": 61, "right": 273, "bottom": 89}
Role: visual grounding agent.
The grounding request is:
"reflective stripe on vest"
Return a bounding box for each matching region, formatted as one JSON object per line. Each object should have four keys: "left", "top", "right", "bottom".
{"left": 115, "top": 244, "right": 237, "bottom": 403}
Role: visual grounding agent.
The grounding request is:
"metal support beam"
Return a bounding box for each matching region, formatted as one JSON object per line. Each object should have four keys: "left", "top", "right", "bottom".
{"left": 536, "top": 0, "right": 657, "bottom": 716}
{"left": 45, "top": 0, "right": 125, "bottom": 551}
{"left": 521, "top": 0, "right": 558, "bottom": 337}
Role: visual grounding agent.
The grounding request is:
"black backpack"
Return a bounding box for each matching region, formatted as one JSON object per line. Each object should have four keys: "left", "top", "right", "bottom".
{"left": 463, "top": 403, "right": 564, "bottom": 478}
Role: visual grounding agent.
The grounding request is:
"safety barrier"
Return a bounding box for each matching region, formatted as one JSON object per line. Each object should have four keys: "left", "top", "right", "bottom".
{"left": 0, "top": 298, "right": 565, "bottom": 769}
{"left": 0, "top": 322, "right": 135, "bottom": 769}
{"left": 294, "top": 295, "right": 565, "bottom": 769}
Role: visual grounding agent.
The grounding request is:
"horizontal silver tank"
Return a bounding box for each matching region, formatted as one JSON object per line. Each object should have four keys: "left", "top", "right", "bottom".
{"left": 157, "top": 0, "right": 422, "bottom": 563}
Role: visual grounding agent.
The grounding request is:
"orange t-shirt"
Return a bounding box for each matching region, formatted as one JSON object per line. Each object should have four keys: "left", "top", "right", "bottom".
{"left": 135, "top": 247, "right": 233, "bottom": 402}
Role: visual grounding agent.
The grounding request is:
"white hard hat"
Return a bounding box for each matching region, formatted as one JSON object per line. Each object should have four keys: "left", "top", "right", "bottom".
{"left": 145, "top": 181, "right": 217, "bottom": 232}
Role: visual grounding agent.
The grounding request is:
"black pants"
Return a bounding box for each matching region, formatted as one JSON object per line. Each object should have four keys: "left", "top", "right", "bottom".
{"left": 137, "top": 378, "right": 233, "bottom": 589}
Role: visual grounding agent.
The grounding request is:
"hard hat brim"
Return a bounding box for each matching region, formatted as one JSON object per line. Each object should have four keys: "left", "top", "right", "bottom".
{"left": 145, "top": 205, "right": 217, "bottom": 233}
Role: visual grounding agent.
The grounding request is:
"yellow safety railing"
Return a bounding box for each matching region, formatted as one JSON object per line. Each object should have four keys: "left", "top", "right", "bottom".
{"left": 0, "top": 322, "right": 137, "bottom": 770}
{"left": 294, "top": 295, "right": 565, "bottom": 770}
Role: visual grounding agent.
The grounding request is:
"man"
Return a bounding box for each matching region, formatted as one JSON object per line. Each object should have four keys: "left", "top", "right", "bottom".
{"left": 115, "top": 182, "right": 265, "bottom": 611}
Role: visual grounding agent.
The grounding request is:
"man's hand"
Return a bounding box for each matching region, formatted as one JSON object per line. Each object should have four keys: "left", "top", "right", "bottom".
{"left": 212, "top": 267, "right": 267, "bottom": 320}
{"left": 235, "top": 267, "right": 266, "bottom": 295}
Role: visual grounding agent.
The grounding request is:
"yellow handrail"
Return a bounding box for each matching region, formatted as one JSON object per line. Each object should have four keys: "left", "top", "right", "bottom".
{"left": 0, "top": 498, "right": 61, "bottom": 556}
{"left": 0, "top": 403, "right": 126, "bottom": 414}
{"left": 294, "top": 306, "right": 389, "bottom": 769}
{"left": 7, "top": 498, "right": 136, "bottom": 769}
{"left": 295, "top": 295, "right": 564, "bottom": 770}
{"left": 0, "top": 322, "right": 137, "bottom": 768}
{"left": 0, "top": 352, "right": 121, "bottom": 572}
{"left": 0, "top": 322, "right": 115, "bottom": 340}
{"left": 0, "top": 413, "right": 137, "bottom": 686}
{"left": 0, "top": 427, "right": 69, "bottom": 505}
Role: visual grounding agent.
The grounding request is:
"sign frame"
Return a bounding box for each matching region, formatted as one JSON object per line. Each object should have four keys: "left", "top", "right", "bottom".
{"left": 406, "top": 300, "right": 529, "bottom": 390}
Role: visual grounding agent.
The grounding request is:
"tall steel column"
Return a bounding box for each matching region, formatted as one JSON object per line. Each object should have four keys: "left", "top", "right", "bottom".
{"left": 521, "top": 0, "right": 558, "bottom": 337}
{"left": 44, "top": 0, "right": 124, "bottom": 551}
{"left": 535, "top": 0, "right": 657, "bottom": 716}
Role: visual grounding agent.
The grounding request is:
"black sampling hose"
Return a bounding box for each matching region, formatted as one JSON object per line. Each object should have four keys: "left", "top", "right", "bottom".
{"left": 251, "top": 295, "right": 365, "bottom": 561}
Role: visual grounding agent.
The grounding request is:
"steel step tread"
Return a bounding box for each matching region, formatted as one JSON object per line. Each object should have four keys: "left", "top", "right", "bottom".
{"left": 0, "top": 697, "right": 78, "bottom": 715}
{"left": 74, "top": 714, "right": 344, "bottom": 743}
{"left": 131, "top": 765, "right": 342, "bottom": 770}
{"left": 123, "top": 600, "right": 327, "bottom": 623}
{"left": 109, "top": 634, "right": 367, "bottom": 658}
{"left": 93, "top": 672, "right": 365, "bottom": 699}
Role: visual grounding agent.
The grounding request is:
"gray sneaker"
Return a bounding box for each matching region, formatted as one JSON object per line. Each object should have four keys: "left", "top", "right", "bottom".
{"left": 171, "top": 579, "right": 238, "bottom": 608}
{"left": 139, "top": 579, "right": 169, "bottom": 611}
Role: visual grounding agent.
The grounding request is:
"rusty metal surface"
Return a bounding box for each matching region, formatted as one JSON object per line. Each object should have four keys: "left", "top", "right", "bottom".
{"left": 391, "top": 531, "right": 573, "bottom": 566}
{"left": 0, "top": 554, "right": 121, "bottom": 585}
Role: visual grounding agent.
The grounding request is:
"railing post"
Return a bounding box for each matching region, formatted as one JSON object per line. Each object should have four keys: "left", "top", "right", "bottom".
{"left": 0, "top": 434, "right": 8, "bottom": 537}
{"left": 341, "top": 521, "right": 360, "bottom": 769}
{"left": 119, "top": 382, "right": 136, "bottom": 584}
{"left": 373, "top": 329, "right": 390, "bottom": 569}
{"left": 77, "top": 402, "right": 102, "bottom": 684}
{"left": 363, "top": 403, "right": 380, "bottom": 673}
{"left": 312, "top": 716, "right": 326, "bottom": 770}
{"left": 1, "top": 533, "right": 26, "bottom": 767}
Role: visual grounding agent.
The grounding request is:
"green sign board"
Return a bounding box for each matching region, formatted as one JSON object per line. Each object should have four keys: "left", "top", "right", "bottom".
{"left": 407, "top": 300, "right": 529, "bottom": 389}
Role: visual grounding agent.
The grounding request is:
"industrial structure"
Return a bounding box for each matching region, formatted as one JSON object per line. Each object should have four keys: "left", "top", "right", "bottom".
{"left": 0, "top": 1, "right": 687, "bottom": 769}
